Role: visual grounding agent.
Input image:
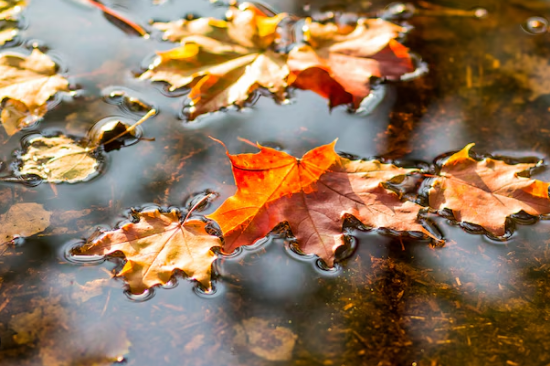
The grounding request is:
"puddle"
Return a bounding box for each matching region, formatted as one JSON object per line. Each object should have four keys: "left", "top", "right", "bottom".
{"left": 1, "top": 0, "right": 550, "bottom": 365}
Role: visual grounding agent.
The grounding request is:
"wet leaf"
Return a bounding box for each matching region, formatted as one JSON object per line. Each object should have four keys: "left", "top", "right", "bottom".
{"left": 140, "top": 3, "right": 288, "bottom": 120}
{"left": 287, "top": 18, "right": 414, "bottom": 109}
{"left": 18, "top": 135, "right": 100, "bottom": 183}
{"left": 74, "top": 209, "right": 221, "bottom": 294}
{"left": 233, "top": 317, "right": 297, "bottom": 361}
{"left": 208, "top": 141, "right": 432, "bottom": 266}
{"left": 428, "top": 143, "right": 550, "bottom": 236}
{"left": 0, "top": 0, "right": 25, "bottom": 46}
{"left": 0, "top": 49, "right": 69, "bottom": 135}
{"left": 0, "top": 202, "right": 51, "bottom": 244}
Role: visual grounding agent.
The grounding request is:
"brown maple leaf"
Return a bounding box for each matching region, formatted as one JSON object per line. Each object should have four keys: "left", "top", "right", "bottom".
{"left": 287, "top": 18, "right": 414, "bottom": 109}
{"left": 428, "top": 143, "right": 550, "bottom": 236}
{"left": 73, "top": 209, "right": 221, "bottom": 294}
{"left": 207, "top": 140, "right": 432, "bottom": 266}
{"left": 0, "top": 49, "right": 69, "bottom": 135}
{"left": 140, "top": 3, "right": 288, "bottom": 120}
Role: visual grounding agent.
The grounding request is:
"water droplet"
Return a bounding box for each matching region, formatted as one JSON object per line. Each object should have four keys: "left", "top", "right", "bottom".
{"left": 522, "top": 16, "right": 548, "bottom": 35}
{"left": 473, "top": 8, "right": 488, "bottom": 19}
{"left": 383, "top": 2, "right": 415, "bottom": 19}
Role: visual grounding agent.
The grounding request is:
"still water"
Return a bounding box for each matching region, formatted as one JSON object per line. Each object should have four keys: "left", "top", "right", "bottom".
{"left": 1, "top": 0, "right": 550, "bottom": 365}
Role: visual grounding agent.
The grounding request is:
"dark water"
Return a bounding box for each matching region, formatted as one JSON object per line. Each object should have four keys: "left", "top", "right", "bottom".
{"left": 1, "top": 0, "right": 550, "bottom": 365}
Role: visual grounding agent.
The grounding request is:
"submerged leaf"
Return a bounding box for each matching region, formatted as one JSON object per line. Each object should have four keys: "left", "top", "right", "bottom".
{"left": 428, "top": 143, "right": 550, "bottom": 236}
{"left": 74, "top": 209, "right": 221, "bottom": 294}
{"left": 0, "top": 49, "right": 69, "bottom": 135}
{"left": 233, "top": 318, "right": 298, "bottom": 361}
{"left": 141, "top": 3, "right": 288, "bottom": 120}
{"left": 288, "top": 18, "right": 414, "bottom": 109}
{"left": 10, "top": 296, "right": 130, "bottom": 366}
{"left": 18, "top": 135, "right": 100, "bottom": 183}
{"left": 208, "top": 141, "right": 432, "bottom": 266}
{"left": 0, "top": 202, "right": 51, "bottom": 244}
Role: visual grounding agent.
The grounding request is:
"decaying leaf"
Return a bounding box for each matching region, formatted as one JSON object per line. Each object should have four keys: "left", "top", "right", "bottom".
{"left": 0, "top": 0, "right": 25, "bottom": 46}
{"left": 208, "top": 140, "right": 432, "bottom": 266}
{"left": 233, "top": 317, "right": 297, "bottom": 361}
{"left": 141, "top": 3, "right": 288, "bottom": 120}
{"left": 0, "top": 49, "right": 69, "bottom": 135}
{"left": 0, "top": 202, "right": 51, "bottom": 244}
{"left": 287, "top": 18, "right": 414, "bottom": 109}
{"left": 74, "top": 209, "right": 221, "bottom": 294}
{"left": 18, "top": 135, "right": 100, "bottom": 183}
{"left": 10, "top": 296, "right": 130, "bottom": 366}
{"left": 428, "top": 143, "right": 550, "bottom": 236}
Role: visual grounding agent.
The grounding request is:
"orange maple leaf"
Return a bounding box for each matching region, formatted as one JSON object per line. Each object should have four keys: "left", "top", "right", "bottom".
{"left": 73, "top": 209, "right": 221, "bottom": 294}
{"left": 287, "top": 18, "right": 414, "bottom": 109}
{"left": 428, "top": 143, "right": 550, "bottom": 236}
{"left": 208, "top": 140, "right": 432, "bottom": 266}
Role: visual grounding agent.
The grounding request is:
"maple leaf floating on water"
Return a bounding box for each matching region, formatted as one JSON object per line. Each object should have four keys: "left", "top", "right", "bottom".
{"left": 141, "top": 3, "right": 288, "bottom": 120}
{"left": 73, "top": 209, "right": 221, "bottom": 294}
{"left": 428, "top": 143, "right": 550, "bottom": 236}
{"left": 141, "top": 3, "right": 414, "bottom": 119}
{"left": 0, "top": 49, "right": 69, "bottom": 135}
{"left": 17, "top": 135, "right": 100, "bottom": 183}
{"left": 288, "top": 18, "right": 414, "bottom": 109}
{"left": 208, "top": 140, "right": 433, "bottom": 266}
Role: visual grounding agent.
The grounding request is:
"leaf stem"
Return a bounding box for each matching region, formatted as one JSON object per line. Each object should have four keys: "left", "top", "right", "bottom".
{"left": 84, "top": 0, "right": 149, "bottom": 37}
{"left": 100, "top": 108, "right": 157, "bottom": 147}
{"left": 184, "top": 194, "right": 213, "bottom": 222}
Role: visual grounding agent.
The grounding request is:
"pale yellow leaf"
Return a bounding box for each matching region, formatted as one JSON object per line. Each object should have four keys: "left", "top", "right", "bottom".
{"left": 19, "top": 135, "right": 99, "bottom": 183}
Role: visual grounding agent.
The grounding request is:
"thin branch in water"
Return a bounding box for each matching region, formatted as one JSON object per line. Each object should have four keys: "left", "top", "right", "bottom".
{"left": 100, "top": 108, "right": 157, "bottom": 147}
{"left": 83, "top": 0, "right": 149, "bottom": 37}
{"left": 184, "top": 193, "right": 214, "bottom": 222}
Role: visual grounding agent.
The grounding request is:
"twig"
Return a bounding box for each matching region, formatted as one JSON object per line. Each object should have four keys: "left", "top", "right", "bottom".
{"left": 100, "top": 108, "right": 157, "bottom": 147}
{"left": 83, "top": 0, "right": 149, "bottom": 37}
{"left": 184, "top": 193, "right": 213, "bottom": 222}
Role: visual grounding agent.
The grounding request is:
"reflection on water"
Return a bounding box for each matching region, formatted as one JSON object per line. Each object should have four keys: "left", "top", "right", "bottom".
{"left": 1, "top": 0, "right": 550, "bottom": 365}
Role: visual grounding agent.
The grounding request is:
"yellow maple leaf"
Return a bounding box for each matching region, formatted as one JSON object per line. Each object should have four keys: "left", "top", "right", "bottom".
{"left": 0, "top": 49, "right": 69, "bottom": 135}
{"left": 140, "top": 2, "right": 288, "bottom": 120}
{"left": 73, "top": 209, "right": 221, "bottom": 294}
